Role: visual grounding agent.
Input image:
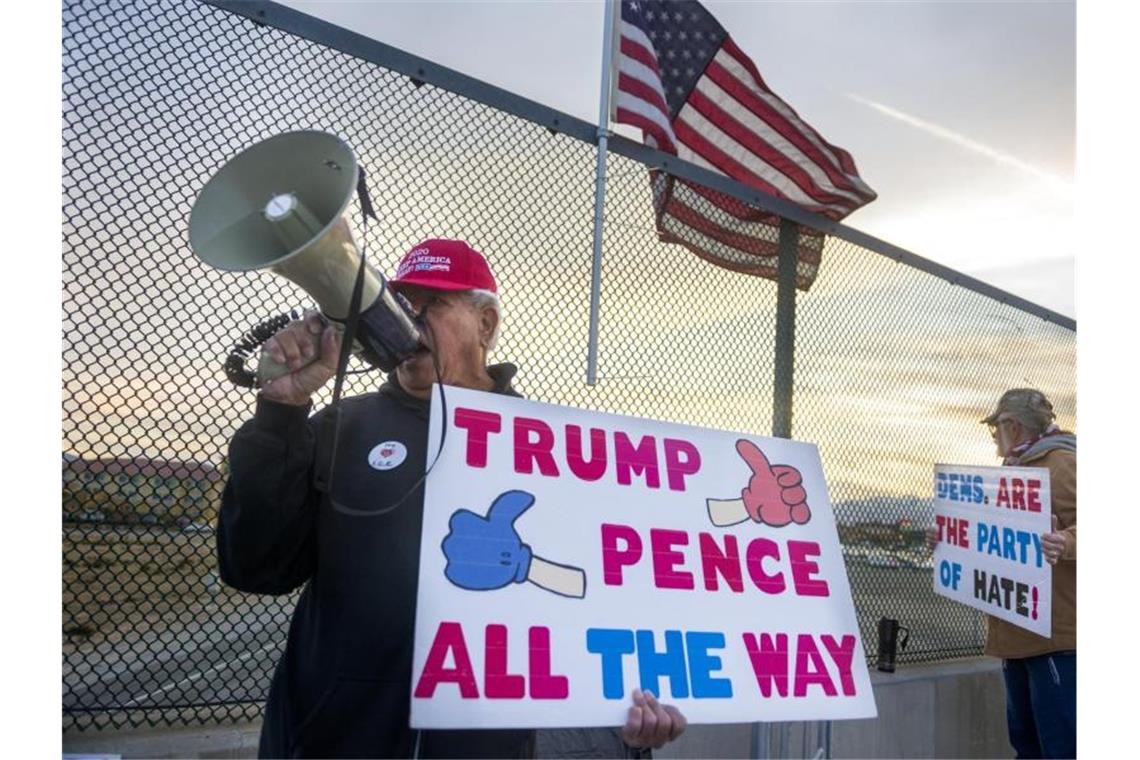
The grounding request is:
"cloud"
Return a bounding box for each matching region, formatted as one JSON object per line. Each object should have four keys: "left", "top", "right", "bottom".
{"left": 846, "top": 93, "right": 1073, "bottom": 198}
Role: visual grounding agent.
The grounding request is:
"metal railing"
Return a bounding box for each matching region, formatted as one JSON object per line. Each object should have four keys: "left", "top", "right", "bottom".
{"left": 62, "top": 0, "right": 1075, "bottom": 730}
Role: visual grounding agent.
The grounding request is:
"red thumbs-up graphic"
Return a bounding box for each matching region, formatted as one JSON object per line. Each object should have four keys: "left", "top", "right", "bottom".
{"left": 706, "top": 439, "right": 812, "bottom": 527}
{"left": 737, "top": 440, "right": 811, "bottom": 526}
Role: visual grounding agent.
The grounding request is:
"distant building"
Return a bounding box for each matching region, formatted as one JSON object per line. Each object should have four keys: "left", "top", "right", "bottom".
{"left": 62, "top": 453, "right": 224, "bottom": 526}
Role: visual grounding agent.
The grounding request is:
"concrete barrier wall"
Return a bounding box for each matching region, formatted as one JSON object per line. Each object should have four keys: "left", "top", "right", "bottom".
{"left": 653, "top": 658, "right": 1012, "bottom": 759}
{"left": 63, "top": 657, "right": 1011, "bottom": 759}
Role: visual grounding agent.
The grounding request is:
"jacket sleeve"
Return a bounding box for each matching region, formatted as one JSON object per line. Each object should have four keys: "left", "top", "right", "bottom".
{"left": 1047, "top": 450, "right": 1077, "bottom": 561}
{"left": 216, "top": 395, "right": 322, "bottom": 594}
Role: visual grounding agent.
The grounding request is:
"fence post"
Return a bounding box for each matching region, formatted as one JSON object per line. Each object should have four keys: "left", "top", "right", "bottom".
{"left": 755, "top": 217, "right": 800, "bottom": 760}
{"left": 772, "top": 217, "right": 798, "bottom": 440}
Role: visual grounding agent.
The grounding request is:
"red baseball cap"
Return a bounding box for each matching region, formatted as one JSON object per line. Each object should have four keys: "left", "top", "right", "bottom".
{"left": 389, "top": 238, "right": 497, "bottom": 294}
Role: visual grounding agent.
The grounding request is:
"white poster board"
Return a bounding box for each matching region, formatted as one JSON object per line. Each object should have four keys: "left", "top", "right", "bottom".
{"left": 931, "top": 463, "right": 1052, "bottom": 637}
{"left": 409, "top": 386, "right": 876, "bottom": 729}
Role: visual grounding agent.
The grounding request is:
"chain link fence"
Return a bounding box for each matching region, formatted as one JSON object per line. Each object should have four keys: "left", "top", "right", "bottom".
{"left": 62, "top": 0, "right": 1076, "bottom": 731}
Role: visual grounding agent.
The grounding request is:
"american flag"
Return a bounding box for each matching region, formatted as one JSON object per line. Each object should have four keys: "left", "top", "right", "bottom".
{"left": 613, "top": 0, "right": 876, "bottom": 289}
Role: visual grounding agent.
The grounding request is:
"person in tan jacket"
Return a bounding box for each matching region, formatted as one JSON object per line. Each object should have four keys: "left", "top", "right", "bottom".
{"left": 928, "top": 388, "right": 1076, "bottom": 758}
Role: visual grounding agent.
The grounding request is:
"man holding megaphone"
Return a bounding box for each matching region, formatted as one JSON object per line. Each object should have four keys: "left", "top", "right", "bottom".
{"left": 217, "top": 238, "right": 687, "bottom": 758}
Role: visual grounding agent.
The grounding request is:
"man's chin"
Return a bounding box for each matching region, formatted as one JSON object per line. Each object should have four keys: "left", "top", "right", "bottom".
{"left": 396, "top": 353, "right": 438, "bottom": 384}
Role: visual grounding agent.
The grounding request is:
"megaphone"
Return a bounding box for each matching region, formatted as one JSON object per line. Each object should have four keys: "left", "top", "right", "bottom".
{"left": 188, "top": 131, "right": 423, "bottom": 387}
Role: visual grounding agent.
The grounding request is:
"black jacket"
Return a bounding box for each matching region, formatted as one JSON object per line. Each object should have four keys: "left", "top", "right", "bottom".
{"left": 218, "top": 365, "right": 534, "bottom": 759}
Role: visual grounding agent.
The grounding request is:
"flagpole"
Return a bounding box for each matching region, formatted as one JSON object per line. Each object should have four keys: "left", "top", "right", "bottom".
{"left": 586, "top": 0, "right": 619, "bottom": 386}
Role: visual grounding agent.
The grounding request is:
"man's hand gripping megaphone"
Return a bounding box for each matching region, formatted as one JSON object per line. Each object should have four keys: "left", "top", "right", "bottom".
{"left": 259, "top": 311, "right": 343, "bottom": 406}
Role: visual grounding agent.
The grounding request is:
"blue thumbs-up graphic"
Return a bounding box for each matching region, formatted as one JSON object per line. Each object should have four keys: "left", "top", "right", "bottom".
{"left": 441, "top": 490, "right": 587, "bottom": 598}
{"left": 443, "top": 490, "right": 535, "bottom": 590}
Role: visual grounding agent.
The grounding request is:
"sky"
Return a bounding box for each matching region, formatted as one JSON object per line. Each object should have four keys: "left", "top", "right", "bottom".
{"left": 277, "top": 0, "right": 1075, "bottom": 318}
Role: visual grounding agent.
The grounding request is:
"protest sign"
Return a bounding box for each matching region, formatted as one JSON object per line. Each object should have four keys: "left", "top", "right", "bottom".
{"left": 931, "top": 464, "right": 1051, "bottom": 637}
{"left": 410, "top": 386, "right": 876, "bottom": 728}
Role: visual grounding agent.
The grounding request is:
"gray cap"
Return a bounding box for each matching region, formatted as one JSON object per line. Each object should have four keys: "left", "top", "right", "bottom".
{"left": 981, "top": 388, "right": 1055, "bottom": 426}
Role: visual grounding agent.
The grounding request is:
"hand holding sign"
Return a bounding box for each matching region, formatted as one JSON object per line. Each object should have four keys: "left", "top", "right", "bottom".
{"left": 706, "top": 440, "right": 812, "bottom": 527}
{"left": 1042, "top": 514, "right": 1066, "bottom": 565}
{"left": 443, "top": 490, "right": 587, "bottom": 598}
{"left": 620, "top": 689, "right": 688, "bottom": 750}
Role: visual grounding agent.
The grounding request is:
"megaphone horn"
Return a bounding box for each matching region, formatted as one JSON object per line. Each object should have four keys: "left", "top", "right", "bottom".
{"left": 188, "top": 131, "right": 423, "bottom": 386}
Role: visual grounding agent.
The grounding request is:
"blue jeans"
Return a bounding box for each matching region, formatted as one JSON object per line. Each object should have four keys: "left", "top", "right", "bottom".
{"left": 1002, "top": 652, "right": 1077, "bottom": 758}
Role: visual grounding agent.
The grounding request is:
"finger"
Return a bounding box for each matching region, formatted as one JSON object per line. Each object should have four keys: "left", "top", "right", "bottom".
{"left": 645, "top": 691, "right": 671, "bottom": 748}
{"left": 294, "top": 331, "right": 316, "bottom": 363}
{"left": 663, "top": 705, "right": 687, "bottom": 741}
{"left": 263, "top": 333, "right": 287, "bottom": 365}
{"left": 295, "top": 332, "right": 319, "bottom": 367}
{"left": 294, "top": 339, "right": 332, "bottom": 387}
{"left": 317, "top": 326, "right": 341, "bottom": 372}
{"left": 304, "top": 310, "right": 325, "bottom": 334}
{"left": 771, "top": 464, "right": 803, "bottom": 487}
{"left": 735, "top": 439, "right": 774, "bottom": 477}
{"left": 486, "top": 489, "right": 536, "bottom": 526}
{"left": 1051, "top": 514, "right": 1060, "bottom": 532}
{"left": 637, "top": 692, "right": 659, "bottom": 742}
{"left": 274, "top": 329, "right": 304, "bottom": 368}
{"left": 620, "top": 706, "right": 644, "bottom": 746}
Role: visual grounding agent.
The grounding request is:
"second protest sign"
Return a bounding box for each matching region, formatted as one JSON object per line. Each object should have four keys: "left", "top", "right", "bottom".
{"left": 931, "top": 463, "right": 1052, "bottom": 637}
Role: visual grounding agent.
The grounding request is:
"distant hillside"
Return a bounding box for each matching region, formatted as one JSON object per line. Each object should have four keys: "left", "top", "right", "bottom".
{"left": 832, "top": 495, "right": 933, "bottom": 526}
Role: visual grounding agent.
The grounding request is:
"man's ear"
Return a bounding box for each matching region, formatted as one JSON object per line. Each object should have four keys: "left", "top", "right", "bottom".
{"left": 479, "top": 304, "right": 499, "bottom": 348}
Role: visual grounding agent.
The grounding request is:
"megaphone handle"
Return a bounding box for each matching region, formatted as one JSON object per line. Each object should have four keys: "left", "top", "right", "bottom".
{"left": 256, "top": 320, "right": 349, "bottom": 385}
